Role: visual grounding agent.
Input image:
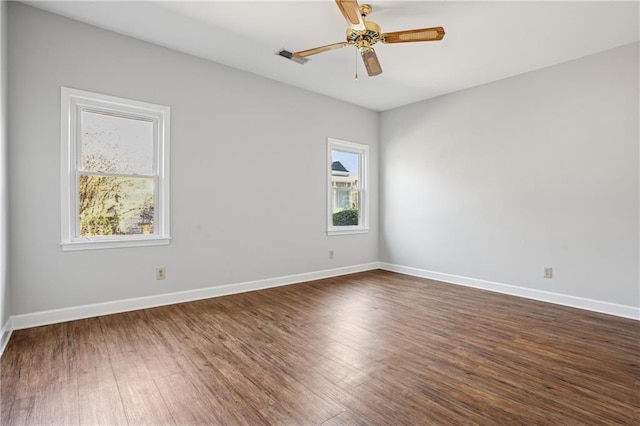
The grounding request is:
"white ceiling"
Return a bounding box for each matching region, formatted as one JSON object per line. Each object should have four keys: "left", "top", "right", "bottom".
{"left": 27, "top": 1, "right": 640, "bottom": 111}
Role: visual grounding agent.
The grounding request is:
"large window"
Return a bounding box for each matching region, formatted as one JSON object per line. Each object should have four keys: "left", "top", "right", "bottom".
{"left": 61, "top": 87, "right": 170, "bottom": 251}
{"left": 328, "top": 138, "right": 369, "bottom": 235}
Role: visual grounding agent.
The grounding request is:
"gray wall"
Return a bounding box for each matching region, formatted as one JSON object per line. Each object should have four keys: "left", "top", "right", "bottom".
{"left": 8, "top": 3, "right": 379, "bottom": 316}
{"left": 380, "top": 42, "right": 639, "bottom": 307}
{"left": 1, "top": 0, "right": 9, "bottom": 330}
{"left": 7, "top": 2, "right": 638, "bottom": 320}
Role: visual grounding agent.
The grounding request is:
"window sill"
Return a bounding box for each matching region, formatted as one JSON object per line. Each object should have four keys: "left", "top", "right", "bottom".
{"left": 61, "top": 236, "right": 171, "bottom": 251}
{"left": 327, "top": 228, "right": 369, "bottom": 236}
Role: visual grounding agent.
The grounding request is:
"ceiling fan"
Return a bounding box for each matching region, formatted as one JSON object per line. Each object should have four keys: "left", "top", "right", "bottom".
{"left": 278, "top": 0, "right": 445, "bottom": 77}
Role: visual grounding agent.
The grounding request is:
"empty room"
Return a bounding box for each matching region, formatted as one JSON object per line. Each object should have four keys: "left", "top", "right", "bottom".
{"left": 1, "top": 0, "right": 638, "bottom": 424}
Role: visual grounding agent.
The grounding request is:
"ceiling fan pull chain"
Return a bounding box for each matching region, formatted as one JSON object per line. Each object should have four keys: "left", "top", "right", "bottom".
{"left": 355, "top": 48, "right": 359, "bottom": 81}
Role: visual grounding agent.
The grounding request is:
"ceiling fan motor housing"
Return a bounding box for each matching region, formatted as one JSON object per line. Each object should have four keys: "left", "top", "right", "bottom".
{"left": 347, "top": 20, "right": 382, "bottom": 49}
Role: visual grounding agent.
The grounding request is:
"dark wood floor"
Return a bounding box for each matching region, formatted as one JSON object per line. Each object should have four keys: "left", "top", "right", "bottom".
{"left": 1, "top": 270, "right": 638, "bottom": 425}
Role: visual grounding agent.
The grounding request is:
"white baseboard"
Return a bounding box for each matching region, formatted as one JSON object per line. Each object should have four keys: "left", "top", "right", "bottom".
{"left": 0, "top": 317, "right": 12, "bottom": 358}
{"left": 4, "top": 261, "right": 637, "bottom": 348}
{"left": 380, "top": 263, "right": 640, "bottom": 320}
{"left": 9, "top": 262, "right": 380, "bottom": 331}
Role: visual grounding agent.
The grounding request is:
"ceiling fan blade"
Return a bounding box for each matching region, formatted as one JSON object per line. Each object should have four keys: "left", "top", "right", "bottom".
{"left": 293, "top": 42, "right": 348, "bottom": 58}
{"left": 335, "top": 0, "right": 365, "bottom": 30}
{"left": 361, "top": 49, "right": 382, "bottom": 76}
{"left": 382, "top": 27, "right": 445, "bottom": 44}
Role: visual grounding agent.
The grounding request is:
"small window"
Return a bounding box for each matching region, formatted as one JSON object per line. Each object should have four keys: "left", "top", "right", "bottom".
{"left": 61, "top": 87, "right": 170, "bottom": 251}
{"left": 328, "top": 138, "right": 369, "bottom": 235}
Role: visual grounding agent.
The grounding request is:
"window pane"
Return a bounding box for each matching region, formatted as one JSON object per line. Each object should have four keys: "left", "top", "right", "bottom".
{"left": 331, "top": 150, "right": 359, "bottom": 189}
{"left": 331, "top": 149, "right": 360, "bottom": 226}
{"left": 332, "top": 188, "right": 360, "bottom": 213}
{"left": 79, "top": 175, "right": 154, "bottom": 236}
{"left": 332, "top": 189, "right": 360, "bottom": 226}
{"left": 80, "top": 110, "right": 154, "bottom": 175}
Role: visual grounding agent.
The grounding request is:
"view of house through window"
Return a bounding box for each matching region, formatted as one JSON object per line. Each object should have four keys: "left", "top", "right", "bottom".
{"left": 331, "top": 150, "right": 360, "bottom": 226}
{"left": 328, "top": 138, "right": 368, "bottom": 235}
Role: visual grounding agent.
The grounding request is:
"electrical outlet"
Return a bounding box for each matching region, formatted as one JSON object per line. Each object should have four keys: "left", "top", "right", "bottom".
{"left": 544, "top": 267, "right": 553, "bottom": 279}
{"left": 329, "top": 250, "right": 334, "bottom": 259}
{"left": 156, "top": 267, "right": 166, "bottom": 280}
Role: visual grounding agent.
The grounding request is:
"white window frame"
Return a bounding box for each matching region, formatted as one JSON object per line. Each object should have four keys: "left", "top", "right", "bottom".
{"left": 60, "top": 87, "right": 171, "bottom": 251}
{"left": 327, "top": 138, "right": 369, "bottom": 235}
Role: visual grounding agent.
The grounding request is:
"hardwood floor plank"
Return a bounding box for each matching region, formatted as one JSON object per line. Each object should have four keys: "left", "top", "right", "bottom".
{"left": 119, "top": 379, "right": 175, "bottom": 425}
{"left": 2, "top": 270, "right": 638, "bottom": 424}
{"left": 213, "top": 338, "right": 346, "bottom": 425}
{"left": 0, "top": 396, "right": 35, "bottom": 426}
{"left": 183, "top": 343, "right": 276, "bottom": 411}
{"left": 154, "top": 373, "right": 224, "bottom": 425}
{"left": 28, "top": 379, "right": 79, "bottom": 426}
{"left": 174, "top": 350, "right": 270, "bottom": 424}
{"left": 99, "top": 313, "right": 154, "bottom": 385}
{"left": 79, "top": 385, "right": 127, "bottom": 426}
{"left": 99, "top": 311, "right": 182, "bottom": 385}
{"left": 6, "top": 323, "right": 76, "bottom": 400}
{"left": 73, "top": 318, "right": 117, "bottom": 396}
{"left": 0, "top": 332, "right": 24, "bottom": 405}
{"left": 320, "top": 410, "right": 369, "bottom": 426}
